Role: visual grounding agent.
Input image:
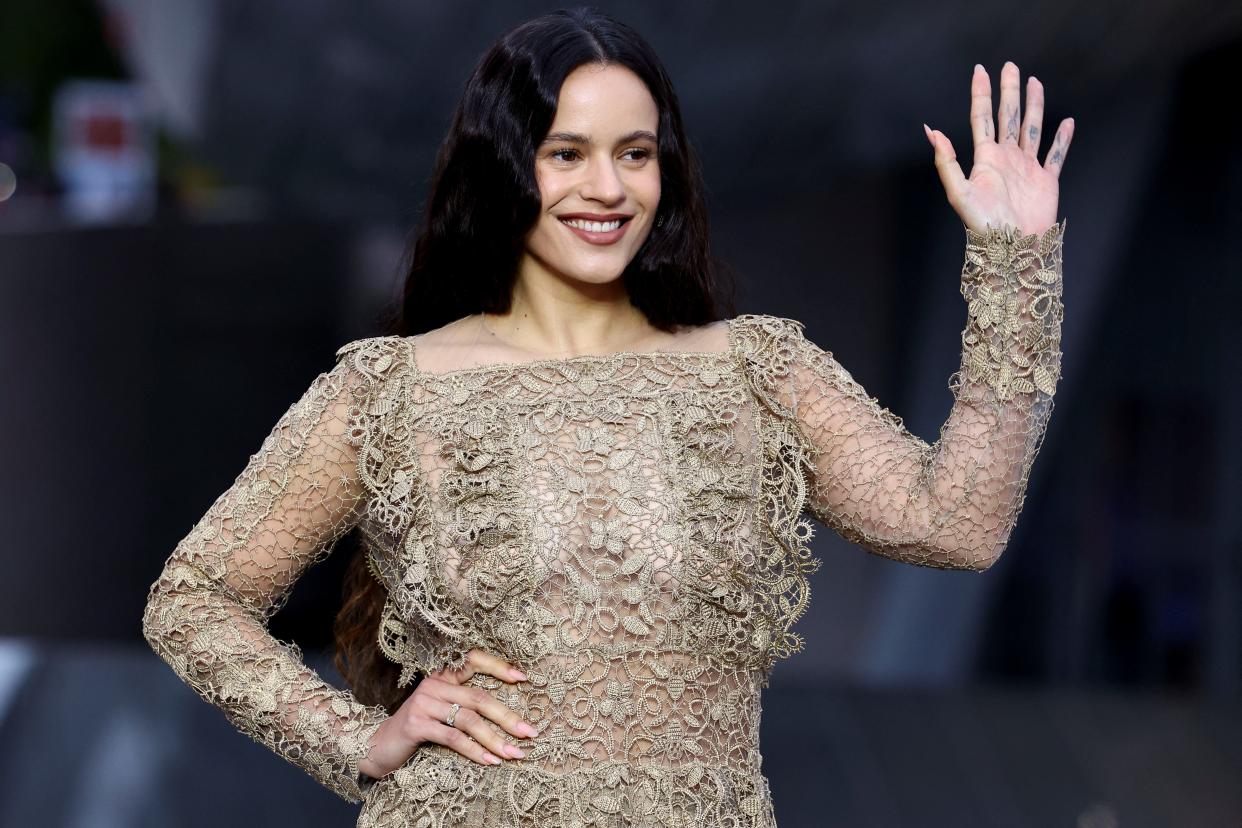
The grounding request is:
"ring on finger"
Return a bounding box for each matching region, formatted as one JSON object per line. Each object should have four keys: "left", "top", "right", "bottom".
{"left": 444, "top": 702, "right": 461, "bottom": 728}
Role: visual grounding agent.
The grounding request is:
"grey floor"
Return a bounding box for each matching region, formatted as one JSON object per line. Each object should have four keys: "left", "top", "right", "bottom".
{"left": 1, "top": 640, "right": 1238, "bottom": 828}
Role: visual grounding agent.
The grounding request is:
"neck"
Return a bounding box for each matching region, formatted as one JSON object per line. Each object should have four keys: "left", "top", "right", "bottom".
{"left": 484, "top": 256, "right": 657, "bottom": 357}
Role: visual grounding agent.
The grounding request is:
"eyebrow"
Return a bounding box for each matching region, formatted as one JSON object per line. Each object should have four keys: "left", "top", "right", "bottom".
{"left": 540, "top": 129, "right": 658, "bottom": 146}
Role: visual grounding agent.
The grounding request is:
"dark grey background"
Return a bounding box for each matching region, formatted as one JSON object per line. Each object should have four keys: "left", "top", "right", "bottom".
{"left": 1, "top": 1, "right": 1240, "bottom": 825}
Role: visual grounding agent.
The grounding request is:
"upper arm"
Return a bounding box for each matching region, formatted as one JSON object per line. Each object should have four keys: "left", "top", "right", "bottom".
{"left": 775, "top": 326, "right": 939, "bottom": 546}
{"left": 739, "top": 314, "right": 989, "bottom": 569}
{"left": 162, "top": 341, "right": 388, "bottom": 619}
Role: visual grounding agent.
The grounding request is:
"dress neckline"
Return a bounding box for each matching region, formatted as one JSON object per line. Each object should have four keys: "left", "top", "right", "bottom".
{"left": 406, "top": 316, "right": 740, "bottom": 380}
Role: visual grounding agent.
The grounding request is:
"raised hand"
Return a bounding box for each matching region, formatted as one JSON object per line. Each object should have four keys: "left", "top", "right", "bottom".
{"left": 924, "top": 61, "right": 1073, "bottom": 237}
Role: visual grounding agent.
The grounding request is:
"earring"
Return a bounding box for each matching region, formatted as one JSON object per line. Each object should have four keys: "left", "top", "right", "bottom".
{"left": 656, "top": 214, "right": 665, "bottom": 228}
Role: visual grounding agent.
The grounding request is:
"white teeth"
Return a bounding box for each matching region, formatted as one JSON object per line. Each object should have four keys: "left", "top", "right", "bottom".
{"left": 561, "top": 218, "right": 623, "bottom": 232}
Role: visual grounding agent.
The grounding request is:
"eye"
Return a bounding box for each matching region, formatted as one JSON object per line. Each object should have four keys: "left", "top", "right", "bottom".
{"left": 547, "top": 147, "right": 653, "bottom": 164}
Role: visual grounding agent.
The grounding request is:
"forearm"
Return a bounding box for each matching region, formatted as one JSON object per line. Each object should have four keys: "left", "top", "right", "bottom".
{"left": 935, "top": 217, "right": 1066, "bottom": 563}
{"left": 142, "top": 561, "right": 390, "bottom": 802}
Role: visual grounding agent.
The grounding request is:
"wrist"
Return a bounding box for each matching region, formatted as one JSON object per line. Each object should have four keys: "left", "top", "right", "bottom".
{"left": 959, "top": 219, "right": 1065, "bottom": 401}
{"left": 355, "top": 715, "right": 391, "bottom": 781}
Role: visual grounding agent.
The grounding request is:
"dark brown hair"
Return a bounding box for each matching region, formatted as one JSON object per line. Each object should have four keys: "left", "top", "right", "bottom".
{"left": 334, "top": 6, "right": 735, "bottom": 712}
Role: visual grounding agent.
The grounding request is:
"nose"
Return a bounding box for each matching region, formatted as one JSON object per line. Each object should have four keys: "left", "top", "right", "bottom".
{"left": 579, "top": 154, "right": 625, "bottom": 204}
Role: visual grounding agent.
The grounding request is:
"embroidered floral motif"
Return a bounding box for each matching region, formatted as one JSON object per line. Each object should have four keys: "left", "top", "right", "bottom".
{"left": 357, "top": 745, "right": 777, "bottom": 828}
{"left": 960, "top": 220, "right": 1066, "bottom": 401}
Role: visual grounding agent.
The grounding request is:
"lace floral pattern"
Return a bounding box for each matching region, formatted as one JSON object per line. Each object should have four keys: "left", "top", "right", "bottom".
{"left": 141, "top": 221, "right": 1064, "bottom": 825}
{"left": 358, "top": 744, "right": 776, "bottom": 828}
{"left": 960, "top": 220, "right": 1065, "bottom": 401}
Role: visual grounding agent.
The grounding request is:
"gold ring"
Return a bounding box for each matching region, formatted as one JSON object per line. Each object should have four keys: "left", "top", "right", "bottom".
{"left": 445, "top": 702, "right": 461, "bottom": 728}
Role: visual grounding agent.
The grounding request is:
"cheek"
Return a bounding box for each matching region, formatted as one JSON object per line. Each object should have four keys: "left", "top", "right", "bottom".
{"left": 530, "top": 173, "right": 564, "bottom": 244}
{"left": 637, "top": 169, "right": 661, "bottom": 207}
{"left": 537, "top": 167, "right": 570, "bottom": 207}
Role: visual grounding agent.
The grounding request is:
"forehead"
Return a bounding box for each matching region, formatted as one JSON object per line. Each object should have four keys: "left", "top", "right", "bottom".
{"left": 547, "top": 63, "right": 658, "bottom": 135}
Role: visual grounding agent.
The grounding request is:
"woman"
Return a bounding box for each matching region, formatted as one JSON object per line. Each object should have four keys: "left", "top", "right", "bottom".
{"left": 142, "top": 7, "right": 1071, "bottom": 827}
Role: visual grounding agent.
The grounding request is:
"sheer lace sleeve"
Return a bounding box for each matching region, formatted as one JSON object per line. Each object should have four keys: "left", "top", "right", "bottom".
{"left": 140, "top": 339, "right": 402, "bottom": 803}
{"left": 744, "top": 219, "right": 1065, "bottom": 571}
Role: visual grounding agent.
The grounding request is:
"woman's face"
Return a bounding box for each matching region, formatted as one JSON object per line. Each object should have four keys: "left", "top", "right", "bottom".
{"left": 521, "top": 62, "right": 661, "bottom": 289}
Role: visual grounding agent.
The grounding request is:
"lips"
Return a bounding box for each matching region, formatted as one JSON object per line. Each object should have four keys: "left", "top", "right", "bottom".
{"left": 558, "top": 215, "right": 633, "bottom": 245}
{"left": 559, "top": 212, "right": 633, "bottom": 222}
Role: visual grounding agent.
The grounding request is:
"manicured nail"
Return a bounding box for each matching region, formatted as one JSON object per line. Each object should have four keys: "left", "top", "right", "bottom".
{"left": 510, "top": 668, "right": 527, "bottom": 681}
{"left": 505, "top": 745, "right": 526, "bottom": 758}
{"left": 974, "top": 63, "right": 984, "bottom": 73}
{"left": 519, "top": 722, "right": 538, "bottom": 737}
{"left": 484, "top": 753, "right": 503, "bottom": 765}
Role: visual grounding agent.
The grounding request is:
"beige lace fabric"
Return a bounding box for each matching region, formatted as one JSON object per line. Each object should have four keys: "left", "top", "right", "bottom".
{"left": 142, "top": 219, "right": 1065, "bottom": 827}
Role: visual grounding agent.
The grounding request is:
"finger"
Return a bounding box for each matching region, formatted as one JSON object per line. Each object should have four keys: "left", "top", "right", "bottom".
{"left": 416, "top": 676, "right": 539, "bottom": 741}
{"left": 410, "top": 690, "right": 509, "bottom": 765}
{"left": 456, "top": 648, "right": 528, "bottom": 685}
{"left": 1043, "top": 117, "right": 1075, "bottom": 179}
{"left": 432, "top": 650, "right": 480, "bottom": 685}
{"left": 970, "top": 64, "right": 995, "bottom": 148}
{"left": 424, "top": 719, "right": 505, "bottom": 766}
{"left": 438, "top": 648, "right": 527, "bottom": 686}
{"left": 435, "top": 696, "right": 529, "bottom": 761}
{"left": 925, "top": 125, "right": 968, "bottom": 208}
{"left": 1019, "top": 76, "right": 1044, "bottom": 157}
{"left": 450, "top": 683, "right": 539, "bottom": 741}
{"left": 998, "top": 61, "right": 1022, "bottom": 144}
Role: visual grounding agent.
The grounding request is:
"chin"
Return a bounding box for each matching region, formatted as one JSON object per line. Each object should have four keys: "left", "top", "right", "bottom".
{"left": 552, "top": 256, "right": 631, "bottom": 286}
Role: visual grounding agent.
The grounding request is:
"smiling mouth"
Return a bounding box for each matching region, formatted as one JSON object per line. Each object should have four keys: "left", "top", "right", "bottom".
{"left": 560, "top": 217, "right": 630, "bottom": 232}
{"left": 558, "top": 216, "right": 633, "bottom": 245}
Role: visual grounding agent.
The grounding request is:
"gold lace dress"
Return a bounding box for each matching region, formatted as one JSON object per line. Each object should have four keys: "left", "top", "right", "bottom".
{"left": 142, "top": 220, "right": 1065, "bottom": 827}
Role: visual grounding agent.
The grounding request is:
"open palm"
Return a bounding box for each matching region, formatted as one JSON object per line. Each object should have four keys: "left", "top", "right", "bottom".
{"left": 925, "top": 62, "right": 1073, "bottom": 237}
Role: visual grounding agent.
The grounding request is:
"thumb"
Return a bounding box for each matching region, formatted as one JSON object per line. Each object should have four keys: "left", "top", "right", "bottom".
{"left": 924, "top": 124, "right": 967, "bottom": 206}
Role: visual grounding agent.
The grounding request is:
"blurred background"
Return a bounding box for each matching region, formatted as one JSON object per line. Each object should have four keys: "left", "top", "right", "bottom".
{"left": 2, "top": 1, "right": 1240, "bottom": 826}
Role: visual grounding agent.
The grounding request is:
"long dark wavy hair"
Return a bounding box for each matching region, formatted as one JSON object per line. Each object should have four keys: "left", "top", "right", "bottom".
{"left": 334, "top": 6, "right": 736, "bottom": 712}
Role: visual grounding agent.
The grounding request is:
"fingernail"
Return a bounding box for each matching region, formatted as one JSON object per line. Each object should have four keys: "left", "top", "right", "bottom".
{"left": 520, "top": 722, "right": 538, "bottom": 737}
{"left": 484, "top": 753, "right": 503, "bottom": 765}
{"left": 510, "top": 669, "right": 527, "bottom": 681}
{"left": 505, "top": 745, "right": 526, "bottom": 758}
{"left": 974, "top": 63, "right": 983, "bottom": 73}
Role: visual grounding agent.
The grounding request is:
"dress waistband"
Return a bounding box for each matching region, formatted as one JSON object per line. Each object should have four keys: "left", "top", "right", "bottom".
{"left": 358, "top": 743, "right": 777, "bottom": 828}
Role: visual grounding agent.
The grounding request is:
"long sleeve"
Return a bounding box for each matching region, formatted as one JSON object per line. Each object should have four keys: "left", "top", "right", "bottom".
{"left": 140, "top": 344, "right": 394, "bottom": 803}
{"left": 751, "top": 219, "right": 1065, "bottom": 571}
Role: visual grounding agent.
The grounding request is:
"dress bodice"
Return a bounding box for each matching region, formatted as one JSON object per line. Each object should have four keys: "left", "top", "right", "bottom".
{"left": 341, "top": 319, "right": 817, "bottom": 825}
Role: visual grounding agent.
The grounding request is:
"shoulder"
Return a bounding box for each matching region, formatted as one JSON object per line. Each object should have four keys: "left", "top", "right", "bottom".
{"left": 728, "top": 313, "right": 806, "bottom": 331}
{"left": 328, "top": 336, "right": 416, "bottom": 411}
{"left": 333, "top": 335, "right": 412, "bottom": 375}
{"left": 727, "top": 313, "right": 811, "bottom": 355}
